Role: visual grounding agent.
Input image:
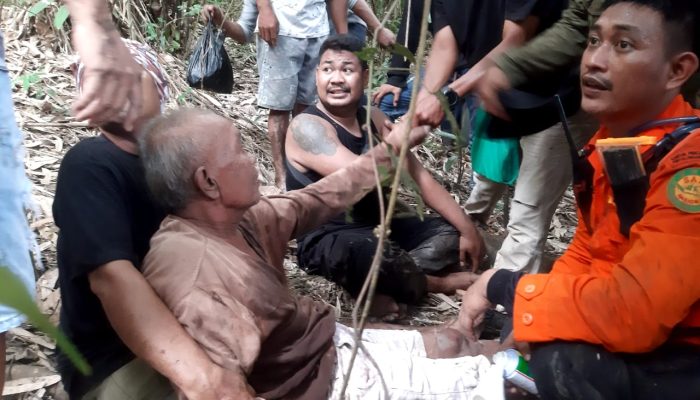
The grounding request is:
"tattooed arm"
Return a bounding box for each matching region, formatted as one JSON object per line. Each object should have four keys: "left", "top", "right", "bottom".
{"left": 64, "top": 0, "right": 143, "bottom": 130}
{"left": 285, "top": 113, "right": 364, "bottom": 177}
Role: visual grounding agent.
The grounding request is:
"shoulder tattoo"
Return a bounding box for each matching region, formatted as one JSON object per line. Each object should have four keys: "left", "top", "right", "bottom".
{"left": 292, "top": 115, "right": 337, "bottom": 156}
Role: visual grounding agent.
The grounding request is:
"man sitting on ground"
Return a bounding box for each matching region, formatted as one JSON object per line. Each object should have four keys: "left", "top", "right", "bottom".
{"left": 285, "top": 35, "right": 483, "bottom": 314}
{"left": 54, "top": 39, "right": 240, "bottom": 399}
{"left": 140, "top": 108, "right": 502, "bottom": 399}
{"left": 458, "top": 1, "right": 700, "bottom": 398}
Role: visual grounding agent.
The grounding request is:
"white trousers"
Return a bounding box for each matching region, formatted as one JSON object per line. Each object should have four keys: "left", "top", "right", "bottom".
{"left": 329, "top": 324, "right": 498, "bottom": 400}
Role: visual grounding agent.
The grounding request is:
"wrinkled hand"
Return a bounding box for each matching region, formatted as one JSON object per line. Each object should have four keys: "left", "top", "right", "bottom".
{"left": 257, "top": 5, "right": 279, "bottom": 47}
{"left": 459, "top": 225, "right": 484, "bottom": 272}
{"left": 70, "top": 22, "right": 142, "bottom": 130}
{"left": 476, "top": 65, "right": 511, "bottom": 120}
{"left": 384, "top": 119, "right": 431, "bottom": 150}
{"left": 413, "top": 87, "right": 444, "bottom": 128}
{"left": 457, "top": 269, "right": 496, "bottom": 341}
{"left": 183, "top": 366, "right": 256, "bottom": 400}
{"left": 375, "top": 27, "right": 396, "bottom": 49}
{"left": 372, "top": 83, "right": 402, "bottom": 107}
{"left": 202, "top": 4, "right": 224, "bottom": 26}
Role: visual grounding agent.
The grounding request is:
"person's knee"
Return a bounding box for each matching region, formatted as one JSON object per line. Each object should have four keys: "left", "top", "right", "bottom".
{"left": 530, "top": 342, "right": 622, "bottom": 400}
{"left": 409, "top": 221, "right": 460, "bottom": 272}
{"left": 530, "top": 342, "right": 582, "bottom": 400}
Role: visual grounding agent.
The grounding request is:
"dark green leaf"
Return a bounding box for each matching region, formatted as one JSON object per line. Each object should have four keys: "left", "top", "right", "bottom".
{"left": 444, "top": 154, "right": 458, "bottom": 172}
{"left": 434, "top": 91, "right": 461, "bottom": 148}
{"left": 376, "top": 164, "right": 393, "bottom": 187}
{"left": 388, "top": 43, "right": 415, "bottom": 64}
{"left": 0, "top": 266, "right": 91, "bottom": 375}
{"left": 354, "top": 46, "right": 378, "bottom": 62}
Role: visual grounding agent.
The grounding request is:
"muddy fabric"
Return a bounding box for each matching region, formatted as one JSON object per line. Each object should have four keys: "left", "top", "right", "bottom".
{"left": 297, "top": 216, "right": 459, "bottom": 304}
{"left": 513, "top": 96, "right": 700, "bottom": 351}
{"left": 143, "top": 158, "right": 384, "bottom": 400}
{"left": 530, "top": 342, "right": 700, "bottom": 400}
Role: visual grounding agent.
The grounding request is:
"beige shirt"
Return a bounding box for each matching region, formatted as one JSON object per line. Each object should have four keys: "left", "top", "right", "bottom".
{"left": 142, "top": 160, "right": 380, "bottom": 399}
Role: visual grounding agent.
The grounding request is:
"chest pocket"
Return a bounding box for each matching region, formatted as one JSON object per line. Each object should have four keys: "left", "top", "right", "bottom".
{"left": 573, "top": 117, "right": 700, "bottom": 237}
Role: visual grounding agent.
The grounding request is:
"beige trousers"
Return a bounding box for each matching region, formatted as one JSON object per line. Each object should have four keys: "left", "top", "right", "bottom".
{"left": 82, "top": 358, "right": 175, "bottom": 400}
{"left": 465, "top": 113, "right": 595, "bottom": 273}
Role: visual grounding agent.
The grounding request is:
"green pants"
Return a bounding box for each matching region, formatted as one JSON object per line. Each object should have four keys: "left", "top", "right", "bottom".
{"left": 82, "top": 359, "right": 175, "bottom": 400}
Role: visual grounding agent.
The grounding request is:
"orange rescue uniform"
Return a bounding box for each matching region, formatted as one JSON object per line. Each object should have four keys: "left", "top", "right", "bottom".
{"left": 514, "top": 96, "right": 700, "bottom": 352}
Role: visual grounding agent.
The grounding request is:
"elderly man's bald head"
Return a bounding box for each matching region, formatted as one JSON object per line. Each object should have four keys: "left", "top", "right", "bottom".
{"left": 139, "top": 108, "right": 237, "bottom": 211}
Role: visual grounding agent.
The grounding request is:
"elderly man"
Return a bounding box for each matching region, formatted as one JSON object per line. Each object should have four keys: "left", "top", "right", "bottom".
{"left": 285, "top": 35, "right": 483, "bottom": 315}
{"left": 459, "top": 1, "right": 700, "bottom": 398}
{"left": 139, "top": 109, "right": 503, "bottom": 399}
{"left": 53, "top": 41, "right": 241, "bottom": 399}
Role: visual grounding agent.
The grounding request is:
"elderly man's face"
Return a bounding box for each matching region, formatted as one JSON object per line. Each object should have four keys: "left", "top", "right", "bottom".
{"left": 208, "top": 119, "right": 260, "bottom": 208}
{"left": 581, "top": 3, "right": 671, "bottom": 123}
{"left": 316, "top": 49, "right": 368, "bottom": 109}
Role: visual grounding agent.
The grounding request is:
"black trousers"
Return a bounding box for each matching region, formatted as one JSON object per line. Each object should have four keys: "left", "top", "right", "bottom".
{"left": 297, "top": 216, "right": 459, "bottom": 304}
{"left": 530, "top": 342, "right": 700, "bottom": 400}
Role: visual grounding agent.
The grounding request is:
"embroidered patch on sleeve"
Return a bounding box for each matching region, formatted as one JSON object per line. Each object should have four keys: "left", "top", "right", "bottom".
{"left": 667, "top": 168, "right": 700, "bottom": 213}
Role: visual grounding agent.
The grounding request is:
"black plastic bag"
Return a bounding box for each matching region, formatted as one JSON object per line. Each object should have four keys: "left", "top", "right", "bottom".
{"left": 186, "top": 20, "right": 234, "bottom": 93}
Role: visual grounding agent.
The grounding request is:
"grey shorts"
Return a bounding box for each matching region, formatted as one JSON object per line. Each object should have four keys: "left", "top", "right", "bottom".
{"left": 256, "top": 35, "right": 326, "bottom": 111}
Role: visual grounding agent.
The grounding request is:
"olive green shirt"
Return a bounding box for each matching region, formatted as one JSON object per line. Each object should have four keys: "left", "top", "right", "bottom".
{"left": 496, "top": 0, "right": 698, "bottom": 104}
{"left": 495, "top": 0, "right": 601, "bottom": 87}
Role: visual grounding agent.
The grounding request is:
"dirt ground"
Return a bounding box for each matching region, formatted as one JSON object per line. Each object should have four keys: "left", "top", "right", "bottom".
{"left": 1, "top": 6, "right": 581, "bottom": 398}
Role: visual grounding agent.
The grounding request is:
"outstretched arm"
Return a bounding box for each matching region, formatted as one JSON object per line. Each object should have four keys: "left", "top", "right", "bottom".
{"left": 450, "top": 17, "right": 540, "bottom": 97}
{"left": 479, "top": 0, "right": 594, "bottom": 117}
{"left": 201, "top": 4, "right": 252, "bottom": 44}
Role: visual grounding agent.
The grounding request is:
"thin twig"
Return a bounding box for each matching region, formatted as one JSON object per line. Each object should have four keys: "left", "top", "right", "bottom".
{"left": 339, "top": 0, "right": 432, "bottom": 397}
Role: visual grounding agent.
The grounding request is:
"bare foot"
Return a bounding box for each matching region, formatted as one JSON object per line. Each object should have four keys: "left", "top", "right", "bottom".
{"left": 422, "top": 326, "right": 485, "bottom": 358}
{"left": 426, "top": 271, "right": 479, "bottom": 295}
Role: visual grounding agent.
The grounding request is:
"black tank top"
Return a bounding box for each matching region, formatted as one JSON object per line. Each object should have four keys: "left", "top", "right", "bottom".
{"left": 286, "top": 105, "right": 384, "bottom": 225}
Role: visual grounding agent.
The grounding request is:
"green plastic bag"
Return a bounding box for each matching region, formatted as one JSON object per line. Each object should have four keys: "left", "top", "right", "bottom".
{"left": 471, "top": 108, "right": 521, "bottom": 185}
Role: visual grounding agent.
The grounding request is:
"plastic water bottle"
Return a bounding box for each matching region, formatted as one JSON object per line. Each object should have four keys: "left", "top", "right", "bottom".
{"left": 492, "top": 349, "right": 538, "bottom": 395}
